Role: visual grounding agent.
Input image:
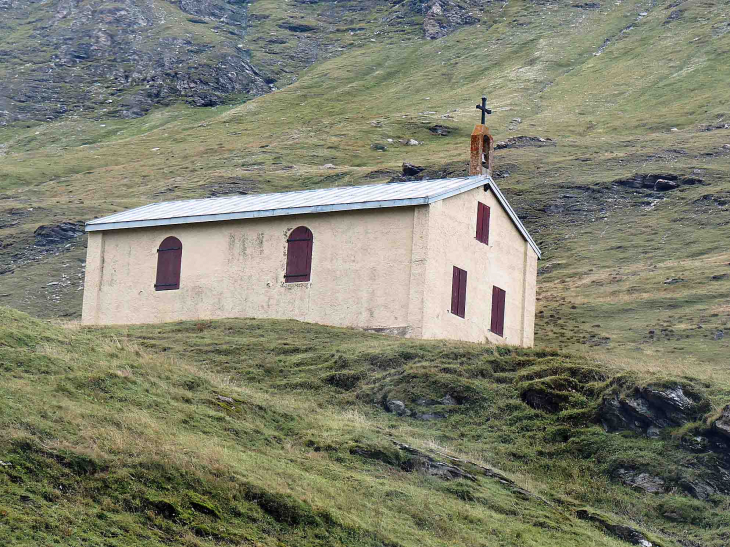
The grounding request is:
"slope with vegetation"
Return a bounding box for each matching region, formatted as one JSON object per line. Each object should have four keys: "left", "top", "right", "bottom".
{"left": 1, "top": 307, "right": 729, "bottom": 546}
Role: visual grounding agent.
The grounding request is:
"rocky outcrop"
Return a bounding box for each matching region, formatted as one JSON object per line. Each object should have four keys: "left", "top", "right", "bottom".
{"left": 576, "top": 510, "right": 658, "bottom": 546}
{"left": 33, "top": 222, "right": 84, "bottom": 247}
{"left": 611, "top": 173, "right": 704, "bottom": 192}
{"left": 712, "top": 404, "right": 730, "bottom": 439}
{"left": 599, "top": 384, "right": 707, "bottom": 436}
{"left": 421, "top": 0, "right": 481, "bottom": 40}
{"left": 613, "top": 468, "right": 665, "bottom": 494}
{"left": 0, "top": 0, "right": 271, "bottom": 123}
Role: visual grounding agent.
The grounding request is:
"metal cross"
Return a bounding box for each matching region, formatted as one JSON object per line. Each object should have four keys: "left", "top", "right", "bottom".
{"left": 476, "top": 96, "right": 492, "bottom": 124}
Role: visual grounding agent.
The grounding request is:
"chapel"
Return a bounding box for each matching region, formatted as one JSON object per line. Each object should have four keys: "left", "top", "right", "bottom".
{"left": 82, "top": 113, "right": 541, "bottom": 346}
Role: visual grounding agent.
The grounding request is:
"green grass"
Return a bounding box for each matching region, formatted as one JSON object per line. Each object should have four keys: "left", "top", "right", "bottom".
{"left": 1, "top": 307, "right": 729, "bottom": 545}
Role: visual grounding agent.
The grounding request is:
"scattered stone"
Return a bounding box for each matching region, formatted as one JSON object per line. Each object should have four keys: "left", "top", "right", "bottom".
{"left": 322, "top": 164, "right": 336, "bottom": 169}
{"left": 712, "top": 405, "right": 730, "bottom": 439}
{"left": 428, "top": 124, "right": 452, "bottom": 136}
{"left": 370, "top": 143, "right": 387, "bottom": 151}
{"left": 614, "top": 468, "right": 665, "bottom": 493}
{"left": 507, "top": 117, "right": 521, "bottom": 131}
{"left": 216, "top": 395, "right": 234, "bottom": 404}
{"left": 663, "top": 278, "right": 684, "bottom": 285}
{"left": 723, "top": 144, "right": 730, "bottom": 149}
{"left": 572, "top": 2, "right": 600, "bottom": 8}
{"left": 710, "top": 273, "right": 729, "bottom": 281}
{"left": 402, "top": 162, "right": 425, "bottom": 177}
{"left": 576, "top": 510, "right": 654, "bottom": 546}
{"left": 34, "top": 222, "right": 84, "bottom": 247}
{"left": 385, "top": 399, "right": 410, "bottom": 417}
{"left": 404, "top": 139, "right": 420, "bottom": 146}
{"left": 612, "top": 173, "right": 703, "bottom": 192}
{"left": 715, "top": 330, "right": 724, "bottom": 340}
{"left": 0, "top": 460, "right": 11, "bottom": 467}
{"left": 495, "top": 136, "right": 553, "bottom": 149}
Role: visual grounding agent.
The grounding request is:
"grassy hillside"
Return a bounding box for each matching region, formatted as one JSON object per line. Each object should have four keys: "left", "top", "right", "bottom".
{"left": 1, "top": 306, "right": 729, "bottom": 546}
{"left": 1, "top": 0, "right": 730, "bottom": 369}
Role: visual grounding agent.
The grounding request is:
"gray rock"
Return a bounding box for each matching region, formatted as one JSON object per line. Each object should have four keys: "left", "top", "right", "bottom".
{"left": 712, "top": 405, "right": 730, "bottom": 439}
{"left": 402, "top": 162, "right": 425, "bottom": 177}
{"left": 34, "top": 222, "right": 84, "bottom": 247}
{"left": 216, "top": 395, "right": 234, "bottom": 404}
{"left": 680, "top": 478, "right": 716, "bottom": 500}
{"left": 576, "top": 510, "right": 654, "bottom": 546}
{"left": 386, "top": 400, "right": 409, "bottom": 417}
{"left": 614, "top": 468, "right": 665, "bottom": 493}
{"left": 715, "top": 330, "right": 724, "bottom": 340}
{"left": 370, "top": 143, "right": 387, "bottom": 151}
{"left": 440, "top": 394, "right": 458, "bottom": 406}
{"left": 599, "top": 384, "right": 704, "bottom": 435}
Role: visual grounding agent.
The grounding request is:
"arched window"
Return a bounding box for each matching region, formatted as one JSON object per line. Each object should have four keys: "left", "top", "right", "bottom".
{"left": 155, "top": 236, "right": 182, "bottom": 291}
{"left": 285, "top": 226, "right": 313, "bottom": 283}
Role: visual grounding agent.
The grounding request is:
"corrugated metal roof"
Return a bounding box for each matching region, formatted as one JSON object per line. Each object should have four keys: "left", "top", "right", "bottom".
{"left": 86, "top": 175, "right": 540, "bottom": 257}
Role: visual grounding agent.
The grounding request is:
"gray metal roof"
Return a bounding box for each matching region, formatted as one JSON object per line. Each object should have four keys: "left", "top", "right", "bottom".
{"left": 86, "top": 175, "right": 540, "bottom": 257}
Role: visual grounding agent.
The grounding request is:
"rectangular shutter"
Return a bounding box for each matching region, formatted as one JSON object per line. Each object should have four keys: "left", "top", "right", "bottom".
{"left": 491, "top": 286, "right": 506, "bottom": 336}
{"left": 451, "top": 267, "right": 467, "bottom": 318}
{"left": 482, "top": 204, "right": 491, "bottom": 245}
{"left": 476, "top": 203, "right": 484, "bottom": 242}
{"left": 451, "top": 267, "right": 460, "bottom": 316}
{"left": 476, "top": 202, "right": 491, "bottom": 244}
{"left": 458, "top": 269, "right": 467, "bottom": 318}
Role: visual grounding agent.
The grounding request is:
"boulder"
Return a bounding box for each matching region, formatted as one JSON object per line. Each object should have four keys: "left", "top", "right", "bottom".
{"left": 385, "top": 399, "right": 410, "bottom": 417}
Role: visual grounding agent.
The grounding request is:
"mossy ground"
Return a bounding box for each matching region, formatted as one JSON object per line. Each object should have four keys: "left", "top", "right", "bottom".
{"left": 1, "top": 307, "right": 729, "bottom": 545}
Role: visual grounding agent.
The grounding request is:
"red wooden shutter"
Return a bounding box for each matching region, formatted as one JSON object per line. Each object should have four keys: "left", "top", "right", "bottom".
{"left": 285, "top": 226, "right": 313, "bottom": 283}
{"left": 155, "top": 236, "right": 182, "bottom": 291}
{"left": 458, "top": 269, "right": 467, "bottom": 317}
{"left": 482, "top": 203, "right": 491, "bottom": 244}
{"left": 451, "top": 266, "right": 467, "bottom": 318}
{"left": 476, "top": 202, "right": 490, "bottom": 244}
{"left": 491, "top": 286, "right": 506, "bottom": 336}
{"left": 476, "top": 202, "right": 484, "bottom": 242}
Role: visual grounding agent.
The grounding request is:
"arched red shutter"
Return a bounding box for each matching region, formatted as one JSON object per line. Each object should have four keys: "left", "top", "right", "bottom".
{"left": 155, "top": 236, "right": 182, "bottom": 291}
{"left": 285, "top": 226, "right": 313, "bottom": 283}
